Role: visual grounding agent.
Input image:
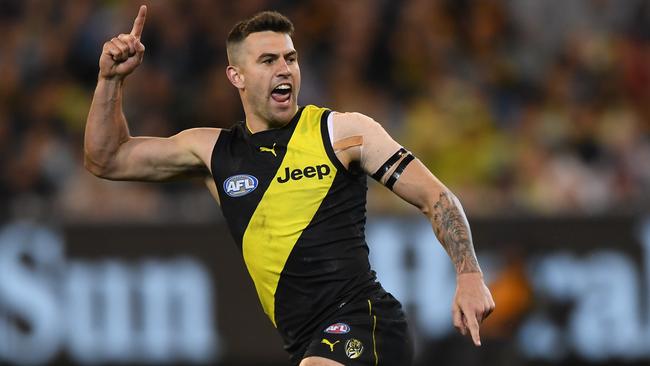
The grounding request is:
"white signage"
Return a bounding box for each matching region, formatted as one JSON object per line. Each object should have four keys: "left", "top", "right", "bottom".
{"left": 0, "top": 222, "right": 219, "bottom": 365}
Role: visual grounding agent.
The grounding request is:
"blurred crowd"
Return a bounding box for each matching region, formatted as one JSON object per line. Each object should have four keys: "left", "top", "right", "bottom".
{"left": 0, "top": 0, "right": 648, "bottom": 222}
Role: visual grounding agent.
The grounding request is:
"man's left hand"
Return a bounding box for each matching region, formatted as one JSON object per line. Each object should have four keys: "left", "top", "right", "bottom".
{"left": 451, "top": 272, "right": 495, "bottom": 346}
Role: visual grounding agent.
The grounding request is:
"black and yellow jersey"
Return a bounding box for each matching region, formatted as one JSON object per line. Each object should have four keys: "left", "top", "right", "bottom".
{"left": 211, "top": 105, "right": 381, "bottom": 353}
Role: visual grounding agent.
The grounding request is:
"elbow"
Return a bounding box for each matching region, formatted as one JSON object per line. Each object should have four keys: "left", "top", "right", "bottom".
{"left": 419, "top": 201, "right": 438, "bottom": 222}
{"left": 419, "top": 203, "right": 432, "bottom": 218}
{"left": 83, "top": 138, "right": 131, "bottom": 180}
{"left": 417, "top": 193, "right": 435, "bottom": 219}
{"left": 419, "top": 188, "right": 458, "bottom": 219}
{"left": 83, "top": 153, "right": 112, "bottom": 179}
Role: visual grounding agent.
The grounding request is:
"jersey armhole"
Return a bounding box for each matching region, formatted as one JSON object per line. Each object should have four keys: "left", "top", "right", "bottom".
{"left": 210, "top": 128, "right": 232, "bottom": 185}
{"left": 320, "top": 110, "right": 359, "bottom": 176}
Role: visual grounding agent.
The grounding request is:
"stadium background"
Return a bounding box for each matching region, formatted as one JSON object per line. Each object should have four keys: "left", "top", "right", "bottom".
{"left": 0, "top": 0, "right": 649, "bottom": 365}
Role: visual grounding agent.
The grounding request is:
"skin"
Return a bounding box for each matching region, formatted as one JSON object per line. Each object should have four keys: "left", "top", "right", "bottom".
{"left": 84, "top": 6, "right": 495, "bottom": 366}
{"left": 226, "top": 32, "right": 301, "bottom": 132}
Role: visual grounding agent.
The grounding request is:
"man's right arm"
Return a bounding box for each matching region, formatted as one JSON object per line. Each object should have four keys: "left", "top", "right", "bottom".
{"left": 84, "top": 78, "right": 219, "bottom": 181}
{"left": 84, "top": 5, "right": 219, "bottom": 182}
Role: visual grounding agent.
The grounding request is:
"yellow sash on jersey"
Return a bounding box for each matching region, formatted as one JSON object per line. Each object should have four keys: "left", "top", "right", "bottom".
{"left": 242, "top": 105, "right": 335, "bottom": 326}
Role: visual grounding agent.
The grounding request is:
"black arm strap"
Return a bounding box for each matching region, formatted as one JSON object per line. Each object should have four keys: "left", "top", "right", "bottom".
{"left": 385, "top": 153, "right": 415, "bottom": 190}
{"left": 371, "top": 148, "right": 407, "bottom": 182}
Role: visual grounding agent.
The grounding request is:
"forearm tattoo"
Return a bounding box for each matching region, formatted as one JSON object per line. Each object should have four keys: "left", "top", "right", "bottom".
{"left": 432, "top": 191, "right": 481, "bottom": 274}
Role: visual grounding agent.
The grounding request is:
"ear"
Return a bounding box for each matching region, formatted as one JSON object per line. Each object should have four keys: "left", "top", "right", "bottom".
{"left": 226, "top": 65, "right": 245, "bottom": 89}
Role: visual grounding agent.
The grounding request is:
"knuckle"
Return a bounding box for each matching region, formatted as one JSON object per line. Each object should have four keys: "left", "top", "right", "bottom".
{"left": 120, "top": 34, "right": 133, "bottom": 43}
{"left": 462, "top": 304, "right": 476, "bottom": 313}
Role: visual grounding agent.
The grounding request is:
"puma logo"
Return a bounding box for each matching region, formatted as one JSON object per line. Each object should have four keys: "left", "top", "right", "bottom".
{"left": 321, "top": 338, "right": 340, "bottom": 352}
{"left": 259, "top": 143, "right": 277, "bottom": 157}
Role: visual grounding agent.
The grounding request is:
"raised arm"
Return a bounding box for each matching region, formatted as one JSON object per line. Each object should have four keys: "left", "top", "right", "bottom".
{"left": 331, "top": 112, "right": 495, "bottom": 346}
{"left": 84, "top": 5, "right": 219, "bottom": 181}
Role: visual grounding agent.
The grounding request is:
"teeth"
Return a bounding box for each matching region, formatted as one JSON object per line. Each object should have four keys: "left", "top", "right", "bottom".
{"left": 276, "top": 84, "right": 291, "bottom": 90}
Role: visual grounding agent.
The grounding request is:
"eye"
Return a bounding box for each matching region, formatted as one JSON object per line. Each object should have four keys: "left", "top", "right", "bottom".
{"left": 262, "top": 58, "right": 274, "bottom": 65}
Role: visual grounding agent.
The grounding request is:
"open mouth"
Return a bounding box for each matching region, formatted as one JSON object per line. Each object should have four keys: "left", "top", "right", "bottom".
{"left": 271, "top": 83, "right": 292, "bottom": 103}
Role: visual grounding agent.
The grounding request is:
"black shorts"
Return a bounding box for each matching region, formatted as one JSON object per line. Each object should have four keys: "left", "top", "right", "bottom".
{"left": 293, "top": 292, "right": 413, "bottom": 365}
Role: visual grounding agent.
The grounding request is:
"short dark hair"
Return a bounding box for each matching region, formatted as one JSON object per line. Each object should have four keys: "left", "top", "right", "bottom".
{"left": 227, "top": 11, "right": 294, "bottom": 46}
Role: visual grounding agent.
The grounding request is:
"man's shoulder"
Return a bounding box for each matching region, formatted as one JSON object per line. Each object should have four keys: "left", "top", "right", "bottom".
{"left": 330, "top": 110, "right": 378, "bottom": 131}
{"left": 211, "top": 121, "right": 249, "bottom": 140}
{"left": 172, "top": 128, "right": 223, "bottom": 156}
{"left": 300, "top": 105, "right": 372, "bottom": 126}
{"left": 176, "top": 127, "right": 222, "bottom": 142}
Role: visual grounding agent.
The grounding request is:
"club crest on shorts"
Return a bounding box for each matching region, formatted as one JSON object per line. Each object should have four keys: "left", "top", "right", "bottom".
{"left": 223, "top": 174, "right": 258, "bottom": 197}
{"left": 345, "top": 338, "right": 363, "bottom": 359}
{"left": 324, "top": 322, "right": 350, "bottom": 334}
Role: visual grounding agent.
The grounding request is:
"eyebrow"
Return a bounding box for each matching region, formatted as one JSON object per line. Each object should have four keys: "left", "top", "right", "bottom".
{"left": 257, "top": 50, "right": 298, "bottom": 62}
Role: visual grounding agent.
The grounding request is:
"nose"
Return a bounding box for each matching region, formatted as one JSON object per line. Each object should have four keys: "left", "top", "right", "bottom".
{"left": 276, "top": 58, "right": 291, "bottom": 77}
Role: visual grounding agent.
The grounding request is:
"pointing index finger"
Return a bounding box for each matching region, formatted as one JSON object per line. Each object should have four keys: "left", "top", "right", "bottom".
{"left": 130, "top": 5, "right": 147, "bottom": 39}
{"left": 465, "top": 313, "right": 482, "bottom": 346}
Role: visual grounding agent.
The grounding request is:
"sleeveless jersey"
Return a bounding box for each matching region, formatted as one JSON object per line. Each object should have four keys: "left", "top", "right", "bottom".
{"left": 211, "top": 105, "right": 380, "bottom": 353}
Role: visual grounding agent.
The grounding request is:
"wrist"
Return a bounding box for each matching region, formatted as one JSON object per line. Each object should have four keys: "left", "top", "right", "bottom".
{"left": 95, "top": 75, "right": 125, "bottom": 102}
{"left": 456, "top": 271, "right": 483, "bottom": 280}
{"left": 98, "top": 73, "right": 125, "bottom": 85}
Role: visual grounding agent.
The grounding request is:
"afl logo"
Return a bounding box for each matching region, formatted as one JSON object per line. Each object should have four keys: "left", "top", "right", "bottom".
{"left": 324, "top": 323, "right": 350, "bottom": 334}
{"left": 223, "top": 174, "right": 258, "bottom": 197}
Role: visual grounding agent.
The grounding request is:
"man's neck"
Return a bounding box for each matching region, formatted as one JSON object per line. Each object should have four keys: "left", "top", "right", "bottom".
{"left": 244, "top": 107, "right": 299, "bottom": 134}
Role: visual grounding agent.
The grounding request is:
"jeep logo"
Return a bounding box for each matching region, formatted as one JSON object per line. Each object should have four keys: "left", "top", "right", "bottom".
{"left": 277, "top": 164, "right": 331, "bottom": 183}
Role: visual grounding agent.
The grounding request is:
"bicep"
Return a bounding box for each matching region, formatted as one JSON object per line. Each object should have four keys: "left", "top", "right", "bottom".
{"left": 331, "top": 112, "right": 403, "bottom": 174}
{"left": 106, "top": 128, "right": 220, "bottom": 181}
{"left": 332, "top": 112, "right": 447, "bottom": 212}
